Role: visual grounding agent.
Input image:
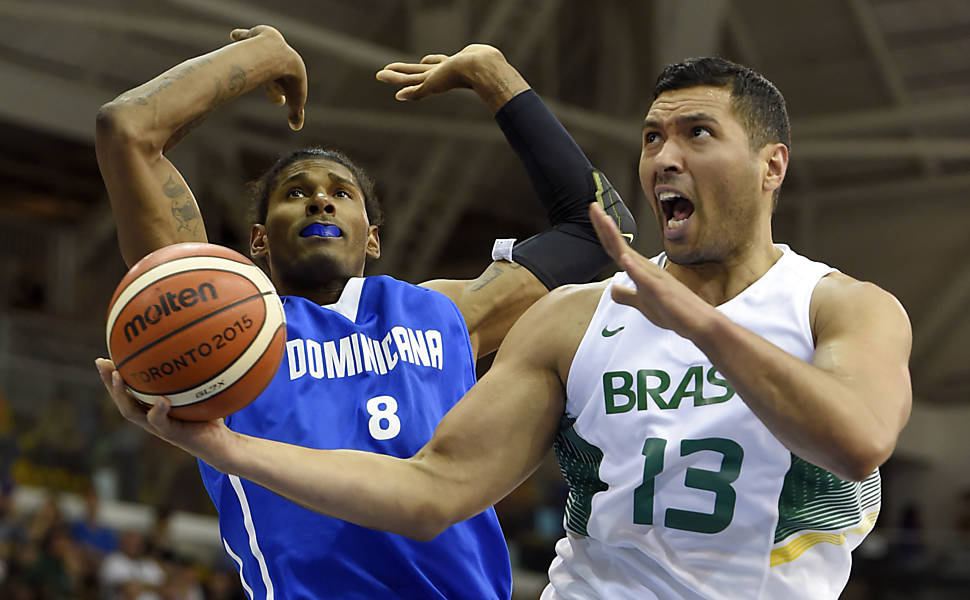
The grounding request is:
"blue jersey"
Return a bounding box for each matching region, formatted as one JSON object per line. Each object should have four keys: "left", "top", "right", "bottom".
{"left": 199, "top": 276, "right": 511, "bottom": 599}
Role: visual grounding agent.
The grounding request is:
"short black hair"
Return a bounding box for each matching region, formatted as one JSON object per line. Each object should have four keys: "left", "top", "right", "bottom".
{"left": 248, "top": 147, "right": 384, "bottom": 227}
{"left": 654, "top": 57, "right": 790, "bottom": 152}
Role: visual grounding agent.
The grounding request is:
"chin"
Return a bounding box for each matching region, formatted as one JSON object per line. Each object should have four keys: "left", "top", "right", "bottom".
{"left": 663, "top": 244, "right": 717, "bottom": 267}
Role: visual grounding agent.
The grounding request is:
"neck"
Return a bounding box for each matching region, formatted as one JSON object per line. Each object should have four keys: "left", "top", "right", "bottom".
{"left": 665, "top": 239, "right": 782, "bottom": 307}
{"left": 274, "top": 276, "right": 355, "bottom": 306}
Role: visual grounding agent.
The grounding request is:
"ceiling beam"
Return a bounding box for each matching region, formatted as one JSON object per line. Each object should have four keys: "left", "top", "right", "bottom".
{"left": 795, "top": 137, "right": 970, "bottom": 160}
{"left": 795, "top": 98, "right": 970, "bottom": 137}
{"left": 0, "top": 57, "right": 105, "bottom": 141}
{"left": 165, "top": 0, "right": 401, "bottom": 68}
{"left": 847, "top": 0, "right": 941, "bottom": 175}
{"left": 0, "top": 2, "right": 227, "bottom": 45}
{"left": 782, "top": 171, "right": 970, "bottom": 209}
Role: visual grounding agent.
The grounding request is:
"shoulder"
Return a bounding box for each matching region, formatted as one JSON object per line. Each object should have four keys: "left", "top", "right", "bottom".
{"left": 498, "top": 280, "right": 608, "bottom": 376}
{"left": 810, "top": 272, "right": 911, "bottom": 343}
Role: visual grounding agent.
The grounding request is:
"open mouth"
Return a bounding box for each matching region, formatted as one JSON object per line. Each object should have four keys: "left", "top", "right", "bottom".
{"left": 300, "top": 223, "right": 342, "bottom": 238}
{"left": 657, "top": 191, "right": 695, "bottom": 229}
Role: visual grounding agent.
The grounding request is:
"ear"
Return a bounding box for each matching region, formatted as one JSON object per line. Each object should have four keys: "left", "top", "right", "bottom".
{"left": 250, "top": 224, "right": 269, "bottom": 260}
{"left": 762, "top": 143, "right": 789, "bottom": 196}
{"left": 365, "top": 225, "right": 381, "bottom": 260}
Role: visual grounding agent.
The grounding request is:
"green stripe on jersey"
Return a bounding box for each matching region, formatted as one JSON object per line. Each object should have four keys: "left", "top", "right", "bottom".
{"left": 554, "top": 416, "right": 608, "bottom": 537}
{"left": 774, "top": 454, "right": 881, "bottom": 543}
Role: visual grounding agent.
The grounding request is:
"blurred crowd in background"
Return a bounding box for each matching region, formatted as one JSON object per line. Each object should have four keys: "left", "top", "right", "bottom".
{"left": 3, "top": 375, "right": 970, "bottom": 599}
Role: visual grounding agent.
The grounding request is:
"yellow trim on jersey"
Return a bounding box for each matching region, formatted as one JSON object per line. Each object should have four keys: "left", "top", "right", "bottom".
{"left": 769, "top": 510, "right": 879, "bottom": 567}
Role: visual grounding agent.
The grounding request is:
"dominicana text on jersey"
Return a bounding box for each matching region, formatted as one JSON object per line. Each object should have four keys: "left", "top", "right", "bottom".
{"left": 198, "top": 276, "right": 512, "bottom": 600}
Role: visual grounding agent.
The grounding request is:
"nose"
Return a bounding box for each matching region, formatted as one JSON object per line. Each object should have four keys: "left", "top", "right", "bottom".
{"left": 306, "top": 192, "right": 335, "bottom": 216}
{"left": 653, "top": 139, "right": 684, "bottom": 175}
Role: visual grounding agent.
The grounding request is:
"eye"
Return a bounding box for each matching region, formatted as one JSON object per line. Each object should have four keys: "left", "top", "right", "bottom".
{"left": 287, "top": 187, "right": 306, "bottom": 199}
{"left": 334, "top": 189, "right": 353, "bottom": 199}
{"left": 691, "top": 126, "right": 712, "bottom": 139}
{"left": 644, "top": 131, "right": 661, "bottom": 145}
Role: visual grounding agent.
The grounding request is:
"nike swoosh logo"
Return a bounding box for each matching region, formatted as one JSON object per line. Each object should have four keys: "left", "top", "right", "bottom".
{"left": 602, "top": 325, "right": 624, "bottom": 337}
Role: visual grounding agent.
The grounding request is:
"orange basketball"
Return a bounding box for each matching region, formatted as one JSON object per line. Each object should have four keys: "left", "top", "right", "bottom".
{"left": 105, "top": 242, "right": 286, "bottom": 421}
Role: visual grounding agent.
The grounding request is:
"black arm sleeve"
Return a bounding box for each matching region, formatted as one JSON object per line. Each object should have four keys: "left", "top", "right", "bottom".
{"left": 494, "top": 89, "right": 635, "bottom": 289}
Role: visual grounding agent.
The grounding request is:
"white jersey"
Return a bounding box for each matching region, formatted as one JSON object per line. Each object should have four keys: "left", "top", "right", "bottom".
{"left": 543, "top": 245, "right": 880, "bottom": 600}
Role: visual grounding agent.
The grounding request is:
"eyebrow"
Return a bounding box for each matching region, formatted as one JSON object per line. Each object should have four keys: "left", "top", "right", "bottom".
{"left": 280, "top": 171, "right": 359, "bottom": 190}
{"left": 642, "top": 112, "right": 719, "bottom": 131}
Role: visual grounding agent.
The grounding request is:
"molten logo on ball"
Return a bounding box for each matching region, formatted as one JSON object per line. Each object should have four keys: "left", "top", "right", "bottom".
{"left": 106, "top": 242, "right": 287, "bottom": 421}
{"left": 122, "top": 282, "right": 219, "bottom": 342}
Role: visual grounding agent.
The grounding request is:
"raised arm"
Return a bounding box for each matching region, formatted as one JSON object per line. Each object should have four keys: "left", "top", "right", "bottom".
{"left": 589, "top": 203, "right": 913, "bottom": 482}
{"left": 378, "top": 45, "right": 635, "bottom": 357}
{"left": 95, "top": 283, "right": 600, "bottom": 540}
{"left": 95, "top": 26, "right": 307, "bottom": 266}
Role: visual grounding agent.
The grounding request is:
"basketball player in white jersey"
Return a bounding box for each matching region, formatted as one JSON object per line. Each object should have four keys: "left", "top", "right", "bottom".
{"left": 100, "top": 56, "right": 912, "bottom": 599}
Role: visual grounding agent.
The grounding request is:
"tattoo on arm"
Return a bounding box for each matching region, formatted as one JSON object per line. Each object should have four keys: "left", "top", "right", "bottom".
{"left": 163, "top": 176, "right": 200, "bottom": 234}
{"left": 164, "top": 66, "right": 248, "bottom": 152}
{"left": 469, "top": 262, "right": 522, "bottom": 292}
{"left": 135, "top": 58, "right": 213, "bottom": 104}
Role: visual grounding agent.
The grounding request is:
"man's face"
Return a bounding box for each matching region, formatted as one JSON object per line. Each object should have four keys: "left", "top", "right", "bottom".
{"left": 639, "top": 85, "right": 769, "bottom": 265}
{"left": 252, "top": 158, "right": 379, "bottom": 288}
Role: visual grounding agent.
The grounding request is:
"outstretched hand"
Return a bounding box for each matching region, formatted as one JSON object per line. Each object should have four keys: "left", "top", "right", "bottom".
{"left": 95, "top": 358, "right": 233, "bottom": 465}
{"left": 376, "top": 44, "right": 525, "bottom": 110}
{"left": 589, "top": 203, "right": 715, "bottom": 339}
{"left": 229, "top": 25, "right": 307, "bottom": 130}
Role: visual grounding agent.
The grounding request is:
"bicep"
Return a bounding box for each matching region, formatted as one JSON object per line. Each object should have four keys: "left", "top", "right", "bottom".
{"left": 421, "top": 261, "right": 547, "bottom": 358}
{"left": 812, "top": 277, "right": 912, "bottom": 425}
{"left": 96, "top": 109, "right": 207, "bottom": 266}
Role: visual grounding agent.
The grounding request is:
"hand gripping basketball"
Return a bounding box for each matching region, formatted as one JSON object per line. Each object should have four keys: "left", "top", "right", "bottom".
{"left": 105, "top": 242, "right": 286, "bottom": 420}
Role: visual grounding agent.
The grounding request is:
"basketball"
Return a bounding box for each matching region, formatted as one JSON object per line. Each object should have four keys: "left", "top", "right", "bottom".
{"left": 105, "top": 242, "right": 286, "bottom": 421}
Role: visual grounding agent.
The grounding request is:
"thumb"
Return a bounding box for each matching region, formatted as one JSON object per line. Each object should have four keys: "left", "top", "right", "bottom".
{"left": 229, "top": 28, "right": 251, "bottom": 42}
{"left": 610, "top": 284, "right": 639, "bottom": 308}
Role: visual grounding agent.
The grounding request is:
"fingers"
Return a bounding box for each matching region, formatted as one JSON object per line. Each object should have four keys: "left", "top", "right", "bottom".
{"left": 419, "top": 54, "right": 448, "bottom": 64}
{"left": 146, "top": 397, "right": 174, "bottom": 431}
{"left": 380, "top": 61, "right": 435, "bottom": 75}
{"left": 376, "top": 69, "right": 434, "bottom": 101}
{"left": 375, "top": 69, "right": 430, "bottom": 86}
{"left": 589, "top": 202, "right": 630, "bottom": 263}
{"left": 229, "top": 28, "right": 250, "bottom": 42}
{"left": 264, "top": 81, "right": 286, "bottom": 106}
{"left": 95, "top": 358, "right": 150, "bottom": 426}
{"left": 610, "top": 284, "right": 639, "bottom": 308}
{"left": 285, "top": 73, "right": 307, "bottom": 131}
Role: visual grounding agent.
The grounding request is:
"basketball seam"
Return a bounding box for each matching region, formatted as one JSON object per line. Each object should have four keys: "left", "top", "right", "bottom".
{"left": 125, "top": 294, "right": 284, "bottom": 407}
{"left": 106, "top": 258, "right": 274, "bottom": 349}
{"left": 115, "top": 291, "right": 273, "bottom": 376}
{"left": 171, "top": 323, "right": 285, "bottom": 410}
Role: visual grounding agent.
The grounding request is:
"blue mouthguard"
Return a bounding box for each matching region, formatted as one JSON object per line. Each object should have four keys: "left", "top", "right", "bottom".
{"left": 300, "top": 224, "right": 342, "bottom": 238}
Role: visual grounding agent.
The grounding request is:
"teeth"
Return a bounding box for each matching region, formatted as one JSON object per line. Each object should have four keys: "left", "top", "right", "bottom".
{"left": 667, "top": 217, "right": 687, "bottom": 228}
{"left": 657, "top": 191, "right": 681, "bottom": 202}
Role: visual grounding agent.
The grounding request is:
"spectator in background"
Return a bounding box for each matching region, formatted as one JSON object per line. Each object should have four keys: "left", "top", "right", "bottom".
{"left": 100, "top": 530, "right": 165, "bottom": 600}
{"left": 70, "top": 488, "right": 117, "bottom": 559}
{"left": 203, "top": 569, "right": 246, "bottom": 600}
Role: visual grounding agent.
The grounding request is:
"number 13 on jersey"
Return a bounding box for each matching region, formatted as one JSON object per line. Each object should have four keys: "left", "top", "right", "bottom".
{"left": 633, "top": 437, "right": 744, "bottom": 534}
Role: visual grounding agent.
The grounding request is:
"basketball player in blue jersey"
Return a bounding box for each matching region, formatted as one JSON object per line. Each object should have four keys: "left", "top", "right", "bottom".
{"left": 94, "top": 26, "right": 633, "bottom": 599}
{"left": 101, "top": 56, "right": 913, "bottom": 599}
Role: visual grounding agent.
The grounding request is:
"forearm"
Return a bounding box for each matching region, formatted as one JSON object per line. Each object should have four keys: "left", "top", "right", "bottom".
{"left": 693, "top": 313, "right": 897, "bottom": 480}
{"left": 213, "top": 432, "right": 457, "bottom": 541}
{"left": 495, "top": 90, "right": 635, "bottom": 288}
{"left": 98, "top": 33, "right": 294, "bottom": 153}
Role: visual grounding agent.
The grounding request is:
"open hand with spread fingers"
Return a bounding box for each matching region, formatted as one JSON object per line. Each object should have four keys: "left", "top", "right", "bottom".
{"left": 589, "top": 202, "right": 717, "bottom": 340}
{"left": 376, "top": 44, "right": 527, "bottom": 112}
